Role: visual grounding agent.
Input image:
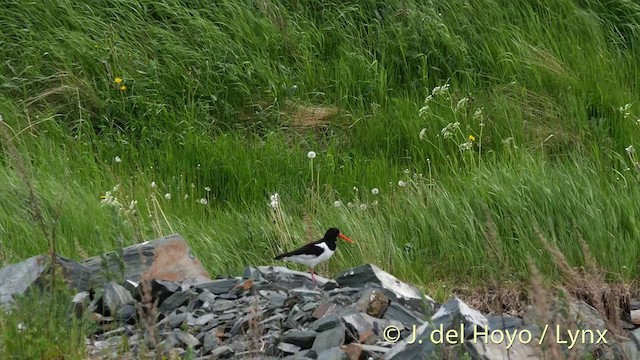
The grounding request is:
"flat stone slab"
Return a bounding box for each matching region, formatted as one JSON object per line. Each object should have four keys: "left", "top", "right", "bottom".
{"left": 335, "top": 264, "right": 435, "bottom": 315}
{"left": 83, "top": 234, "right": 210, "bottom": 286}
{"left": 0, "top": 254, "right": 90, "bottom": 305}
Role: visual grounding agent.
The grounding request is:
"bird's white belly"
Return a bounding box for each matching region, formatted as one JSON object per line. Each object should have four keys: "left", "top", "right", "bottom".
{"left": 285, "top": 243, "right": 334, "bottom": 269}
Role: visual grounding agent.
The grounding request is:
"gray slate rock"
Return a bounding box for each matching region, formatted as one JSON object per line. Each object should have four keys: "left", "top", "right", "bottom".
{"left": 383, "top": 301, "right": 425, "bottom": 326}
{"left": 335, "top": 264, "right": 435, "bottom": 316}
{"left": 431, "top": 296, "right": 489, "bottom": 339}
{"left": 245, "top": 266, "right": 332, "bottom": 288}
{"left": 280, "top": 329, "right": 318, "bottom": 349}
{"left": 195, "top": 279, "right": 241, "bottom": 295}
{"left": 174, "top": 329, "right": 199, "bottom": 348}
{"left": 317, "top": 347, "right": 346, "bottom": 360}
{"left": 159, "top": 290, "right": 197, "bottom": 313}
{"left": 310, "top": 314, "right": 342, "bottom": 332}
{"left": 385, "top": 321, "right": 442, "bottom": 360}
{"left": 210, "top": 345, "right": 234, "bottom": 358}
{"left": 102, "top": 282, "right": 135, "bottom": 314}
{"left": 0, "top": 254, "right": 90, "bottom": 305}
{"left": 312, "top": 323, "right": 346, "bottom": 353}
{"left": 82, "top": 234, "right": 210, "bottom": 287}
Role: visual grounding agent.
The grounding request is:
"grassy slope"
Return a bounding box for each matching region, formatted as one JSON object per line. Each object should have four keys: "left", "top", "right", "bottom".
{"left": 1, "top": 0, "right": 640, "bottom": 287}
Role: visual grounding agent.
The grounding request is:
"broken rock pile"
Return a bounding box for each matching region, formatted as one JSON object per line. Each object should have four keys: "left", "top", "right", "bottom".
{"left": 1, "top": 234, "right": 639, "bottom": 359}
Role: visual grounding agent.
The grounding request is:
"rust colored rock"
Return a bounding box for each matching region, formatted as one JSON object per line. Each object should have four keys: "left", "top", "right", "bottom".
{"left": 342, "top": 343, "right": 364, "bottom": 360}
{"left": 312, "top": 302, "right": 337, "bottom": 319}
{"left": 355, "top": 288, "right": 389, "bottom": 318}
{"left": 358, "top": 329, "right": 376, "bottom": 345}
{"left": 83, "top": 234, "right": 210, "bottom": 286}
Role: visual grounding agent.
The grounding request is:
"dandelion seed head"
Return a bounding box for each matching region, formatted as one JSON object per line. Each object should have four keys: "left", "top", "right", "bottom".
{"left": 359, "top": 204, "right": 367, "bottom": 210}
{"left": 151, "top": 181, "right": 157, "bottom": 188}
{"left": 398, "top": 180, "right": 407, "bottom": 187}
{"left": 199, "top": 198, "right": 208, "bottom": 205}
{"left": 164, "top": 193, "right": 171, "bottom": 200}
{"left": 205, "top": 187, "right": 211, "bottom": 192}
{"left": 371, "top": 188, "right": 379, "bottom": 195}
{"left": 307, "top": 151, "right": 316, "bottom": 159}
{"left": 334, "top": 200, "right": 342, "bottom": 207}
{"left": 371, "top": 200, "right": 379, "bottom": 206}
{"left": 114, "top": 156, "right": 122, "bottom": 163}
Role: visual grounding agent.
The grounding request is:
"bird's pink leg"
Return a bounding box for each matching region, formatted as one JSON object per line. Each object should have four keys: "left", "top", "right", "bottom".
{"left": 310, "top": 268, "right": 316, "bottom": 286}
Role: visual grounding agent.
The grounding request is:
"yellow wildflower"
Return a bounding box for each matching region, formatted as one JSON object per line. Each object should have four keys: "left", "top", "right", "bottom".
{"left": 468, "top": 135, "right": 475, "bottom": 141}
{"left": 114, "top": 77, "right": 123, "bottom": 84}
{"left": 120, "top": 85, "right": 127, "bottom": 91}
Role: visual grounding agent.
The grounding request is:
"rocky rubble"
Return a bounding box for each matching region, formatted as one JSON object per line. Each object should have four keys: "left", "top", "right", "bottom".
{"left": 1, "top": 234, "right": 639, "bottom": 359}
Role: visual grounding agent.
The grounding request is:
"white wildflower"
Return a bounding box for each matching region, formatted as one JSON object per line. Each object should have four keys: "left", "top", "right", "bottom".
{"left": 440, "top": 122, "right": 460, "bottom": 139}
{"left": 625, "top": 145, "right": 635, "bottom": 155}
{"left": 455, "top": 97, "right": 468, "bottom": 111}
{"left": 459, "top": 142, "right": 473, "bottom": 151}
{"left": 114, "top": 156, "right": 121, "bottom": 163}
{"left": 359, "top": 204, "right": 367, "bottom": 210}
{"left": 619, "top": 103, "right": 632, "bottom": 118}
{"left": 199, "top": 198, "right": 208, "bottom": 205}
{"left": 431, "top": 84, "right": 450, "bottom": 97}
{"left": 269, "top": 193, "right": 279, "bottom": 209}
{"left": 184, "top": 194, "right": 189, "bottom": 200}
{"left": 419, "top": 104, "right": 430, "bottom": 117}
{"left": 473, "top": 107, "right": 484, "bottom": 121}
{"left": 164, "top": 193, "right": 171, "bottom": 200}
{"left": 307, "top": 151, "right": 316, "bottom": 159}
{"left": 333, "top": 200, "right": 342, "bottom": 207}
{"left": 151, "top": 181, "right": 157, "bottom": 188}
{"left": 371, "top": 188, "right": 379, "bottom": 195}
{"left": 398, "top": 180, "right": 407, "bottom": 187}
{"left": 205, "top": 187, "right": 211, "bottom": 192}
{"left": 419, "top": 128, "right": 428, "bottom": 140}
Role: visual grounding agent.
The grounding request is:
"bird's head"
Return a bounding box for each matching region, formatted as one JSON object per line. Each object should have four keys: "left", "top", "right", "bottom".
{"left": 325, "top": 227, "right": 355, "bottom": 243}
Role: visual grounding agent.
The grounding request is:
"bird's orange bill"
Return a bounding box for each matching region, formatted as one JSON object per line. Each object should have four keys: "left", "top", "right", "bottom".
{"left": 338, "top": 234, "right": 355, "bottom": 243}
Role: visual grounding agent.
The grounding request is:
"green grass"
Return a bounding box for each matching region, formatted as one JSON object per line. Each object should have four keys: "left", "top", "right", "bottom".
{"left": 1, "top": 0, "right": 640, "bottom": 356}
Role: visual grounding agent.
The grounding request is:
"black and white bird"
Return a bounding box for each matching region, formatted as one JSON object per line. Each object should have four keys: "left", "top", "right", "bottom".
{"left": 274, "top": 227, "right": 355, "bottom": 285}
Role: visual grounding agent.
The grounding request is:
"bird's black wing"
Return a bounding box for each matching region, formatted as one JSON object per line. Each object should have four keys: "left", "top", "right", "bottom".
{"left": 274, "top": 242, "right": 324, "bottom": 259}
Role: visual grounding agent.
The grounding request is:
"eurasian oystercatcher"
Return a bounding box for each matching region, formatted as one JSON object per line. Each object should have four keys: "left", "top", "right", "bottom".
{"left": 274, "top": 227, "right": 355, "bottom": 286}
